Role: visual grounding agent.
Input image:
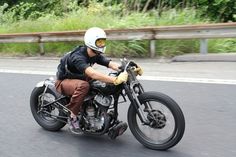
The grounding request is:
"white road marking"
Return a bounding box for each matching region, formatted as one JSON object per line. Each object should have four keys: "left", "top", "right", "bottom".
{"left": 0, "top": 69, "right": 55, "bottom": 75}
{"left": 1, "top": 69, "right": 236, "bottom": 85}
{"left": 140, "top": 76, "right": 236, "bottom": 85}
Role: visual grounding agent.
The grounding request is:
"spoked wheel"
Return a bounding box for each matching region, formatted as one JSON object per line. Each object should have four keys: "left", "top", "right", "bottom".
{"left": 128, "top": 92, "right": 185, "bottom": 150}
{"left": 30, "top": 86, "right": 67, "bottom": 131}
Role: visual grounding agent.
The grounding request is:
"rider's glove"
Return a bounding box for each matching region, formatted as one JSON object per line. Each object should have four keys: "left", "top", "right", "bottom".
{"left": 134, "top": 66, "right": 143, "bottom": 76}
{"left": 113, "top": 71, "right": 128, "bottom": 85}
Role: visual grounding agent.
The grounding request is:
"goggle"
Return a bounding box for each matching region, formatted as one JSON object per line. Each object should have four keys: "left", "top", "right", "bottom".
{"left": 95, "top": 38, "right": 106, "bottom": 48}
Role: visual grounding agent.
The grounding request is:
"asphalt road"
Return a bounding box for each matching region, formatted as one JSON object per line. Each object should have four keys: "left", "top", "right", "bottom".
{"left": 1, "top": 57, "right": 236, "bottom": 82}
{"left": 0, "top": 73, "right": 235, "bottom": 157}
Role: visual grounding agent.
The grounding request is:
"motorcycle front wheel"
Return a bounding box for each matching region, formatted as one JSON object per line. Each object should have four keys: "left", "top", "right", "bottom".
{"left": 30, "top": 86, "right": 67, "bottom": 131}
{"left": 128, "top": 92, "right": 185, "bottom": 150}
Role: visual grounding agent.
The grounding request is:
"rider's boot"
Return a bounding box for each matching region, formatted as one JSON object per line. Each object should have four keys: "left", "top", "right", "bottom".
{"left": 108, "top": 121, "right": 128, "bottom": 139}
{"left": 67, "top": 116, "right": 83, "bottom": 134}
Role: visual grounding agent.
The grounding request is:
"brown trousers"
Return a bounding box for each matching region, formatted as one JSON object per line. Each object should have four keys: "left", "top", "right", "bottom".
{"left": 55, "top": 79, "right": 90, "bottom": 115}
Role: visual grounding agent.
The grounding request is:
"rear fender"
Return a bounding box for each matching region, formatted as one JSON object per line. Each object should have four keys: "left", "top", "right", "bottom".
{"left": 35, "top": 78, "right": 62, "bottom": 98}
{"left": 36, "top": 81, "right": 45, "bottom": 88}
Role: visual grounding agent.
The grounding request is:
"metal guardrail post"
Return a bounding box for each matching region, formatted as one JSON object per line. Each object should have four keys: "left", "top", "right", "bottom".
{"left": 200, "top": 39, "right": 208, "bottom": 54}
{"left": 39, "top": 42, "right": 45, "bottom": 55}
{"left": 150, "top": 40, "right": 156, "bottom": 57}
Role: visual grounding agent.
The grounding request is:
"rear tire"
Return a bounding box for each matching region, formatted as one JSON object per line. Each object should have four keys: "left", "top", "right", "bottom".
{"left": 30, "top": 86, "right": 67, "bottom": 131}
{"left": 128, "top": 92, "right": 185, "bottom": 150}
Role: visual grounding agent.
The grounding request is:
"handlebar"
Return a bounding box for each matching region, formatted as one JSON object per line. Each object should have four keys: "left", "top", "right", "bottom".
{"left": 119, "top": 58, "right": 138, "bottom": 72}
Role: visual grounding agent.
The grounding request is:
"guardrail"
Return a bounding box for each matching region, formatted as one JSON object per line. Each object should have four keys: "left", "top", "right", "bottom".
{"left": 0, "top": 23, "right": 236, "bottom": 57}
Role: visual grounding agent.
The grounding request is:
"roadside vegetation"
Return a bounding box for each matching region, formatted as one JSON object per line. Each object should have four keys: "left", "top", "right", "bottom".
{"left": 0, "top": 0, "right": 235, "bottom": 57}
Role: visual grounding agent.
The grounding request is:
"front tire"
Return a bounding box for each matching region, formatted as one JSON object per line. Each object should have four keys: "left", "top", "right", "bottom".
{"left": 30, "top": 86, "right": 67, "bottom": 131}
{"left": 128, "top": 92, "right": 185, "bottom": 150}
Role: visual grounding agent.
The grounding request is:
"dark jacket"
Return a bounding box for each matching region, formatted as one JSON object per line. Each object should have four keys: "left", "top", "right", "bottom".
{"left": 56, "top": 46, "right": 111, "bottom": 80}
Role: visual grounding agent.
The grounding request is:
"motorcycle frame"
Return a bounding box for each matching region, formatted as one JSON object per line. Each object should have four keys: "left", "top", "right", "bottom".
{"left": 38, "top": 82, "right": 123, "bottom": 125}
{"left": 38, "top": 60, "right": 151, "bottom": 126}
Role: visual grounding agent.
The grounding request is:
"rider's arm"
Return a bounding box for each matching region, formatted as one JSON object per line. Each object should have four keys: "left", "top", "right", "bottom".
{"left": 96, "top": 55, "right": 120, "bottom": 71}
{"left": 85, "top": 67, "right": 116, "bottom": 83}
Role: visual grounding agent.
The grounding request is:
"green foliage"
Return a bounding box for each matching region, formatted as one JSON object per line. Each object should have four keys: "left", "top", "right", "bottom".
{"left": 1, "top": 0, "right": 236, "bottom": 22}
{"left": 0, "top": 2, "right": 43, "bottom": 25}
{"left": 0, "top": 43, "right": 39, "bottom": 56}
{"left": 107, "top": 40, "right": 148, "bottom": 57}
{"left": 154, "top": 39, "right": 197, "bottom": 57}
{"left": 197, "top": 0, "right": 236, "bottom": 22}
{"left": 0, "top": 3, "right": 8, "bottom": 23}
{"left": 155, "top": 8, "right": 210, "bottom": 25}
{"left": 208, "top": 39, "right": 236, "bottom": 53}
{"left": 0, "top": 1, "right": 235, "bottom": 57}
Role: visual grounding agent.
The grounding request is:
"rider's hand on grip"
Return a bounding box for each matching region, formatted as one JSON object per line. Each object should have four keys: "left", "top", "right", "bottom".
{"left": 134, "top": 66, "right": 143, "bottom": 76}
{"left": 113, "top": 71, "right": 128, "bottom": 85}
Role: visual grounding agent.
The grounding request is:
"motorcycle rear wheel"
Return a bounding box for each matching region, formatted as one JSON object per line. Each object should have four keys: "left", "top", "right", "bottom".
{"left": 30, "top": 86, "right": 67, "bottom": 131}
{"left": 128, "top": 92, "right": 185, "bottom": 150}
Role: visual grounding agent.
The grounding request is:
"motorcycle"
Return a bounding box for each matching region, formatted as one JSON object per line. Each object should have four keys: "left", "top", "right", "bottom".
{"left": 30, "top": 59, "right": 185, "bottom": 150}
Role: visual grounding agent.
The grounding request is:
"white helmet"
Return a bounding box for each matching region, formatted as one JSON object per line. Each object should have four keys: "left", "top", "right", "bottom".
{"left": 84, "top": 27, "right": 106, "bottom": 54}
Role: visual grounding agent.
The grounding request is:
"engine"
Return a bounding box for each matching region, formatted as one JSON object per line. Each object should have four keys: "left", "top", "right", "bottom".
{"left": 84, "top": 94, "right": 112, "bottom": 132}
{"left": 94, "top": 94, "right": 112, "bottom": 107}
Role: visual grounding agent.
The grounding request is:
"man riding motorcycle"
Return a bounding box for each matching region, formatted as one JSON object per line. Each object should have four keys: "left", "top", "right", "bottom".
{"left": 55, "top": 27, "right": 143, "bottom": 133}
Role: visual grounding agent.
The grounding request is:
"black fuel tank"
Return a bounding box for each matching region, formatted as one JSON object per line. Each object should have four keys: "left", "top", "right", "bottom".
{"left": 90, "top": 80, "right": 121, "bottom": 95}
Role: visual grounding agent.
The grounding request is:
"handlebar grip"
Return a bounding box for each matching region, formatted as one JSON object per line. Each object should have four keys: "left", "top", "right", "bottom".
{"left": 129, "top": 61, "right": 138, "bottom": 67}
{"left": 120, "top": 59, "right": 138, "bottom": 72}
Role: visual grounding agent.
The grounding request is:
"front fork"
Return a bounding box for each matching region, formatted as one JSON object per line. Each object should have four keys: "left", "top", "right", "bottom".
{"left": 124, "top": 82, "right": 151, "bottom": 125}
